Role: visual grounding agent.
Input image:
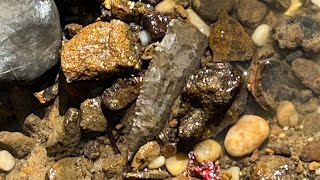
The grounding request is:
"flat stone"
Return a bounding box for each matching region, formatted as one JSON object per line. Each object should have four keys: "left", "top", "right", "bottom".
{"left": 209, "top": 11, "right": 255, "bottom": 62}
{"left": 0, "top": 0, "right": 61, "bottom": 81}
{"left": 300, "top": 140, "right": 320, "bottom": 162}
{"left": 61, "top": 20, "right": 140, "bottom": 82}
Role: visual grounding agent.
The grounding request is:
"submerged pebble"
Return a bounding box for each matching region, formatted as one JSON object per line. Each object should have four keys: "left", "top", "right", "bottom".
{"left": 251, "top": 24, "right": 271, "bottom": 46}
{"left": 165, "top": 152, "right": 188, "bottom": 176}
{"left": 224, "top": 115, "right": 270, "bottom": 157}
{"left": 148, "top": 156, "right": 166, "bottom": 169}
{"left": 276, "top": 101, "right": 299, "bottom": 127}
{"left": 132, "top": 141, "right": 161, "bottom": 170}
{"left": 193, "top": 139, "right": 222, "bottom": 163}
{"left": 0, "top": 150, "right": 15, "bottom": 172}
{"left": 186, "top": 9, "right": 210, "bottom": 37}
{"left": 138, "top": 30, "right": 152, "bottom": 46}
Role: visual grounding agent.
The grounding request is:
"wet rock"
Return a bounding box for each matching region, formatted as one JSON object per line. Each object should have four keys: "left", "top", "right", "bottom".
{"left": 259, "top": 0, "right": 291, "bottom": 10}
{"left": 93, "top": 154, "right": 127, "bottom": 179}
{"left": 102, "top": 77, "right": 143, "bottom": 111}
{"left": 0, "top": 0, "right": 61, "bottom": 81}
{"left": 148, "top": 156, "right": 166, "bottom": 169}
{"left": 276, "top": 101, "right": 299, "bottom": 127}
{"left": 61, "top": 20, "right": 140, "bottom": 82}
{"left": 209, "top": 11, "right": 255, "bottom": 62}
{"left": 132, "top": 141, "right": 160, "bottom": 170}
{"left": 274, "top": 16, "right": 320, "bottom": 53}
{"left": 0, "top": 131, "right": 35, "bottom": 158}
{"left": 161, "top": 143, "right": 177, "bottom": 158}
{"left": 250, "top": 155, "right": 296, "bottom": 179}
{"left": 142, "top": 12, "right": 172, "bottom": 40}
{"left": 291, "top": 58, "right": 320, "bottom": 94}
{"left": 300, "top": 140, "right": 320, "bottom": 162}
{"left": 191, "top": 0, "right": 235, "bottom": 23}
{"left": 64, "top": 23, "right": 83, "bottom": 39}
{"left": 80, "top": 97, "right": 107, "bottom": 132}
{"left": 124, "top": 170, "right": 169, "bottom": 179}
{"left": 123, "top": 20, "right": 207, "bottom": 157}
{"left": 47, "top": 157, "right": 93, "bottom": 180}
{"left": 237, "top": 0, "right": 268, "bottom": 29}
{"left": 0, "top": 150, "right": 15, "bottom": 172}
{"left": 6, "top": 146, "right": 52, "bottom": 180}
{"left": 193, "top": 139, "right": 222, "bottom": 163}
{"left": 224, "top": 115, "right": 270, "bottom": 157}
{"left": 165, "top": 152, "right": 188, "bottom": 176}
{"left": 302, "top": 112, "right": 320, "bottom": 136}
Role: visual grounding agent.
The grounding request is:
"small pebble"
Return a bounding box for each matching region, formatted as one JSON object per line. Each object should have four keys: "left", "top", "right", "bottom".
{"left": 283, "top": 126, "right": 289, "bottom": 131}
{"left": 309, "top": 162, "right": 320, "bottom": 171}
{"left": 316, "top": 168, "right": 320, "bottom": 176}
{"left": 276, "top": 101, "right": 299, "bottom": 127}
{"left": 224, "top": 115, "right": 270, "bottom": 157}
{"left": 132, "top": 141, "right": 161, "bottom": 170}
{"left": 0, "top": 150, "right": 15, "bottom": 172}
{"left": 193, "top": 139, "right": 222, "bottom": 163}
{"left": 307, "top": 137, "right": 314, "bottom": 142}
{"left": 138, "top": 30, "right": 152, "bottom": 46}
{"left": 148, "top": 156, "right": 166, "bottom": 169}
{"left": 165, "top": 152, "right": 188, "bottom": 176}
{"left": 312, "top": 0, "right": 320, "bottom": 8}
{"left": 155, "top": 0, "right": 176, "bottom": 13}
{"left": 251, "top": 24, "right": 271, "bottom": 46}
{"left": 186, "top": 9, "right": 210, "bottom": 37}
{"left": 278, "top": 133, "right": 286, "bottom": 139}
{"left": 228, "top": 166, "right": 240, "bottom": 180}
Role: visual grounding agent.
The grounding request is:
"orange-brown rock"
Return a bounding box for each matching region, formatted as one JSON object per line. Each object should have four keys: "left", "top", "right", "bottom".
{"left": 209, "top": 11, "right": 255, "bottom": 62}
{"left": 61, "top": 20, "right": 140, "bottom": 82}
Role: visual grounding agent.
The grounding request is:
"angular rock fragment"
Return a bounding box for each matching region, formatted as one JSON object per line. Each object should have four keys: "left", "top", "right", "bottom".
{"left": 209, "top": 11, "right": 255, "bottom": 62}
{"left": 0, "top": 0, "right": 61, "bottom": 81}
{"left": 94, "top": 154, "right": 127, "bottom": 179}
{"left": 61, "top": 20, "right": 140, "bottom": 82}
{"left": 123, "top": 170, "right": 169, "bottom": 179}
{"left": 0, "top": 132, "right": 35, "bottom": 158}
{"left": 291, "top": 58, "right": 320, "bottom": 94}
{"left": 142, "top": 12, "right": 172, "bottom": 40}
{"left": 122, "top": 20, "right": 208, "bottom": 157}
{"left": 80, "top": 97, "right": 108, "bottom": 132}
{"left": 102, "top": 77, "right": 143, "bottom": 111}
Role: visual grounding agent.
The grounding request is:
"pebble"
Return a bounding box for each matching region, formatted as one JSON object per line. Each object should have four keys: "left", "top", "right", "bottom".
{"left": 193, "top": 139, "right": 222, "bottom": 163}
{"left": 300, "top": 140, "right": 320, "bottom": 162}
{"left": 224, "top": 115, "right": 270, "bottom": 157}
{"left": 138, "top": 30, "right": 152, "bottom": 46}
{"left": 316, "top": 168, "right": 320, "bottom": 176}
{"left": 285, "top": 0, "right": 303, "bottom": 16}
{"left": 237, "top": 0, "right": 269, "bottom": 28}
{"left": 165, "top": 152, "right": 188, "bottom": 176}
{"left": 312, "top": 0, "right": 320, "bottom": 8}
{"left": 148, "top": 156, "right": 166, "bottom": 169}
{"left": 251, "top": 24, "right": 271, "bottom": 47}
{"left": 0, "top": 150, "right": 15, "bottom": 172}
{"left": 227, "top": 166, "right": 240, "bottom": 180}
{"left": 155, "top": 0, "right": 176, "bottom": 13}
{"left": 309, "top": 162, "right": 320, "bottom": 171}
{"left": 132, "top": 141, "right": 161, "bottom": 170}
{"left": 186, "top": 9, "right": 210, "bottom": 37}
{"left": 276, "top": 101, "right": 299, "bottom": 127}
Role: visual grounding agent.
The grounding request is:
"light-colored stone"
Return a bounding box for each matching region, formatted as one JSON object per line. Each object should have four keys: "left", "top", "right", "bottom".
{"left": 165, "top": 152, "right": 188, "bottom": 176}
{"left": 228, "top": 166, "right": 240, "bottom": 180}
{"left": 148, "top": 156, "right": 166, "bottom": 169}
{"left": 132, "top": 141, "right": 160, "bottom": 170}
{"left": 155, "top": 0, "right": 176, "bottom": 13}
{"left": 0, "top": 150, "right": 15, "bottom": 171}
{"left": 252, "top": 24, "right": 271, "bottom": 47}
{"left": 276, "top": 101, "right": 299, "bottom": 127}
{"left": 312, "top": 0, "right": 320, "bottom": 8}
{"left": 224, "top": 115, "right": 270, "bottom": 157}
{"left": 186, "top": 9, "right": 210, "bottom": 37}
{"left": 193, "top": 139, "right": 222, "bottom": 163}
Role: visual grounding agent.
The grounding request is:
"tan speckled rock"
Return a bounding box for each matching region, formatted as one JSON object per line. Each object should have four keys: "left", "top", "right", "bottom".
{"left": 132, "top": 141, "right": 160, "bottom": 170}
{"left": 276, "top": 101, "right": 299, "bottom": 127}
{"left": 224, "top": 115, "right": 270, "bottom": 157}
{"left": 61, "top": 20, "right": 140, "bottom": 82}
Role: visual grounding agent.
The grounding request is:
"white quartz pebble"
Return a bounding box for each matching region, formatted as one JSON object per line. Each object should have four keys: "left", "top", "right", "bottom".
{"left": 148, "top": 156, "right": 166, "bottom": 169}
{"left": 251, "top": 24, "right": 271, "bottom": 46}
{"left": 0, "top": 150, "right": 15, "bottom": 171}
{"left": 186, "top": 9, "right": 210, "bottom": 37}
{"left": 138, "top": 30, "right": 152, "bottom": 46}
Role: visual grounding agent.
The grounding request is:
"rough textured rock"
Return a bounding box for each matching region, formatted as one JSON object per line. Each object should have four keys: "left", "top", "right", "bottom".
{"left": 93, "top": 154, "right": 127, "bottom": 179}
{"left": 274, "top": 16, "right": 320, "bottom": 53}
{"left": 251, "top": 155, "right": 296, "bottom": 179}
{"left": 291, "top": 58, "right": 320, "bottom": 94}
{"left": 259, "top": 0, "right": 291, "bottom": 10}
{"left": 0, "top": 131, "right": 35, "bottom": 158}
{"left": 132, "top": 141, "right": 160, "bottom": 170}
{"left": 192, "top": 0, "right": 235, "bottom": 23}
{"left": 209, "top": 11, "right": 255, "bottom": 62}
{"left": 124, "top": 170, "right": 169, "bottom": 179}
{"left": 122, "top": 20, "right": 208, "bottom": 158}
{"left": 47, "top": 157, "right": 94, "bottom": 179}
{"left": 80, "top": 97, "right": 108, "bottom": 132}
{"left": 102, "top": 77, "right": 143, "bottom": 111}
{"left": 0, "top": 0, "right": 61, "bottom": 81}
{"left": 6, "top": 146, "right": 52, "bottom": 180}
{"left": 237, "top": 0, "right": 269, "bottom": 28}
{"left": 83, "top": 139, "right": 115, "bottom": 160}
{"left": 142, "top": 12, "right": 172, "bottom": 40}
{"left": 300, "top": 140, "right": 320, "bottom": 162}
{"left": 61, "top": 20, "right": 140, "bottom": 82}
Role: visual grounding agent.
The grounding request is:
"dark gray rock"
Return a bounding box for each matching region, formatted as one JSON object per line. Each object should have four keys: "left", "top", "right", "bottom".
{"left": 123, "top": 20, "right": 208, "bottom": 158}
{"left": 0, "top": 0, "right": 61, "bottom": 81}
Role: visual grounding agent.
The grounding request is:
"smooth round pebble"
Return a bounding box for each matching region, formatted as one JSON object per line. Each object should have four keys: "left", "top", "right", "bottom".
{"left": 251, "top": 24, "right": 270, "bottom": 46}
{"left": 224, "top": 115, "right": 270, "bottom": 157}
{"left": 165, "top": 152, "right": 188, "bottom": 176}
{"left": 193, "top": 139, "right": 222, "bottom": 163}
{"left": 227, "top": 166, "right": 240, "bottom": 180}
{"left": 186, "top": 9, "right": 210, "bottom": 37}
{"left": 0, "top": 150, "right": 15, "bottom": 171}
{"left": 155, "top": 0, "right": 176, "bottom": 13}
{"left": 276, "top": 101, "right": 299, "bottom": 127}
{"left": 148, "top": 156, "right": 166, "bottom": 169}
{"left": 138, "top": 30, "right": 152, "bottom": 46}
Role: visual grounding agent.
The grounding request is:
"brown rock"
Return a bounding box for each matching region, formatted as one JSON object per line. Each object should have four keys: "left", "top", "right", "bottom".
{"left": 209, "top": 11, "right": 255, "bottom": 62}
{"left": 94, "top": 154, "right": 127, "bottom": 179}
{"left": 303, "top": 112, "right": 320, "bottom": 136}
{"left": 0, "top": 131, "right": 35, "bottom": 158}
{"left": 237, "top": 0, "right": 269, "bottom": 28}
{"left": 111, "top": 0, "right": 133, "bottom": 21}
{"left": 161, "top": 143, "right": 177, "bottom": 158}
{"left": 300, "top": 140, "right": 320, "bottom": 162}
{"left": 124, "top": 170, "right": 169, "bottom": 179}
{"left": 61, "top": 20, "right": 140, "bottom": 82}
{"left": 64, "top": 23, "right": 83, "bottom": 39}
{"left": 132, "top": 141, "right": 160, "bottom": 170}
{"left": 291, "top": 58, "right": 320, "bottom": 94}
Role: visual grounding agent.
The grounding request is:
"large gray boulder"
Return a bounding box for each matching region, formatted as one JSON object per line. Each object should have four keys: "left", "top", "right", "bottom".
{"left": 0, "top": 0, "right": 61, "bottom": 81}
